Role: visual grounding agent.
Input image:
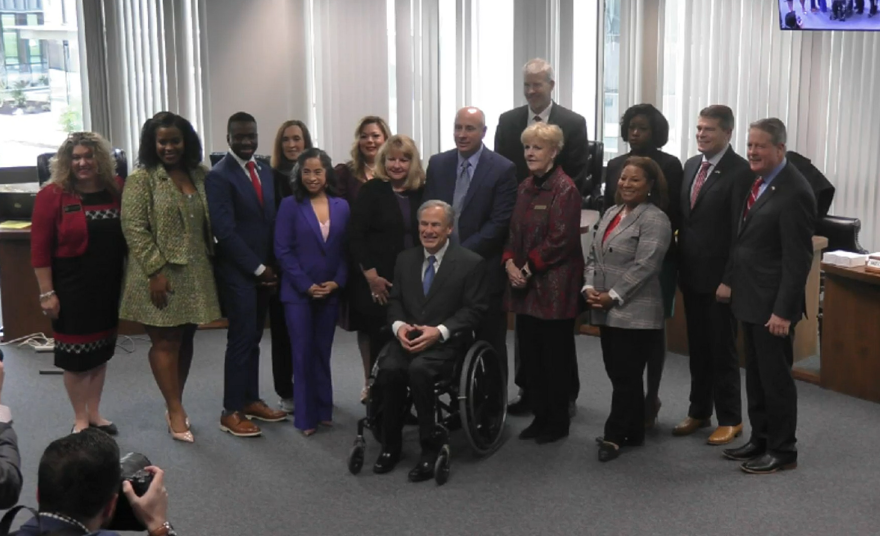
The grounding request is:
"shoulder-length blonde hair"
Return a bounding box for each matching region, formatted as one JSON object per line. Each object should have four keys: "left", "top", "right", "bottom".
{"left": 49, "top": 132, "right": 119, "bottom": 197}
{"left": 270, "top": 119, "right": 313, "bottom": 170}
{"left": 348, "top": 115, "right": 391, "bottom": 180}
{"left": 374, "top": 135, "right": 425, "bottom": 191}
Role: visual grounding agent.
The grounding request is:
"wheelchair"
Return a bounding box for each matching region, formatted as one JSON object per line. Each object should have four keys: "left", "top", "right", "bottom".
{"left": 347, "top": 339, "right": 507, "bottom": 485}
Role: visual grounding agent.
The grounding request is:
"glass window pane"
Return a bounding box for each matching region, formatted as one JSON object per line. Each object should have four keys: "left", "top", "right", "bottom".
{"left": 603, "top": 0, "right": 621, "bottom": 163}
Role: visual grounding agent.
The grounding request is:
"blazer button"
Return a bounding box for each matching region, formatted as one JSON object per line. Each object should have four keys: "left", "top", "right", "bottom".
{"left": 609, "top": 247, "right": 613, "bottom": 253}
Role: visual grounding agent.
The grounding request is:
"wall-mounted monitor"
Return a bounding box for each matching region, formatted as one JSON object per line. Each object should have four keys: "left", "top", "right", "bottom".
{"left": 779, "top": 0, "right": 880, "bottom": 30}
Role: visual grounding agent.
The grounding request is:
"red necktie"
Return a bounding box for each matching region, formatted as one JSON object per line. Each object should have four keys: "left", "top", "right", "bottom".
{"left": 690, "top": 161, "right": 712, "bottom": 208}
{"left": 245, "top": 161, "right": 263, "bottom": 206}
{"left": 743, "top": 177, "right": 764, "bottom": 219}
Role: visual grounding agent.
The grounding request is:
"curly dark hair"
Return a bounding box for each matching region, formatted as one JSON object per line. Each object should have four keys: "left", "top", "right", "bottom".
{"left": 620, "top": 103, "right": 670, "bottom": 149}
{"left": 137, "top": 112, "right": 203, "bottom": 169}
{"left": 292, "top": 148, "right": 339, "bottom": 201}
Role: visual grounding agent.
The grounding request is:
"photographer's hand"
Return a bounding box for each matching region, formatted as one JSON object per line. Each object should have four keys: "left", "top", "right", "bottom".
{"left": 122, "top": 465, "right": 168, "bottom": 534}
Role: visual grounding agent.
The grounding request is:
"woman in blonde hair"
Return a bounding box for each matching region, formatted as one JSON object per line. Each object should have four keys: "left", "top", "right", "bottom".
{"left": 31, "top": 132, "right": 126, "bottom": 435}
{"left": 348, "top": 135, "right": 424, "bottom": 400}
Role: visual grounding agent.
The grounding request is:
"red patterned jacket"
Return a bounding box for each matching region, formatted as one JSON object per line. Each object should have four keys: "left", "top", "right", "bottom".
{"left": 502, "top": 167, "right": 584, "bottom": 319}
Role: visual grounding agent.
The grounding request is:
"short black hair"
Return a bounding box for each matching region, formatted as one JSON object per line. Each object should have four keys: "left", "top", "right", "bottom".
{"left": 227, "top": 111, "right": 257, "bottom": 133}
{"left": 37, "top": 429, "right": 122, "bottom": 523}
{"left": 620, "top": 103, "right": 670, "bottom": 149}
{"left": 292, "top": 148, "right": 339, "bottom": 201}
{"left": 137, "top": 111, "right": 203, "bottom": 169}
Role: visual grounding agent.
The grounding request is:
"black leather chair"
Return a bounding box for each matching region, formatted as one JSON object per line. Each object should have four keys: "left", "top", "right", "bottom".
{"left": 582, "top": 141, "right": 604, "bottom": 210}
{"left": 37, "top": 149, "right": 128, "bottom": 185}
{"left": 817, "top": 215, "right": 867, "bottom": 254}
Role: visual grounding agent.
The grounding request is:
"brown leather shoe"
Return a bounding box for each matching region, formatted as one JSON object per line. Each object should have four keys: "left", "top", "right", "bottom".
{"left": 672, "top": 416, "right": 711, "bottom": 436}
{"left": 707, "top": 424, "right": 743, "bottom": 445}
{"left": 219, "top": 412, "right": 262, "bottom": 437}
{"left": 243, "top": 401, "right": 288, "bottom": 422}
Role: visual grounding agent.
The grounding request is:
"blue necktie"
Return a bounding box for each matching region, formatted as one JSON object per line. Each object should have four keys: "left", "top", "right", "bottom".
{"left": 423, "top": 255, "right": 436, "bottom": 295}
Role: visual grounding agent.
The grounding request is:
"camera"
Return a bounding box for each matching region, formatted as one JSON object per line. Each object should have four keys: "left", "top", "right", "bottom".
{"left": 108, "top": 452, "right": 154, "bottom": 532}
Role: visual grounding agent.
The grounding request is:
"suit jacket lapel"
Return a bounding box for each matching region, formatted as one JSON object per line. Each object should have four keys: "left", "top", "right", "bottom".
{"left": 682, "top": 158, "right": 699, "bottom": 219}
{"left": 603, "top": 203, "right": 647, "bottom": 253}
{"left": 424, "top": 244, "right": 456, "bottom": 304}
{"left": 739, "top": 175, "right": 776, "bottom": 234}
{"left": 227, "top": 156, "right": 265, "bottom": 215}
{"left": 298, "top": 198, "right": 327, "bottom": 252}
{"left": 693, "top": 148, "right": 737, "bottom": 211}
{"left": 326, "top": 197, "right": 344, "bottom": 247}
{"left": 461, "top": 150, "right": 490, "bottom": 213}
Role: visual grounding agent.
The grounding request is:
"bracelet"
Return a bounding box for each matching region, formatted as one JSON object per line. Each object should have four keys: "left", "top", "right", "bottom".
{"left": 39, "top": 290, "right": 55, "bottom": 302}
{"left": 148, "top": 521, "right": 177, "bottom": 536}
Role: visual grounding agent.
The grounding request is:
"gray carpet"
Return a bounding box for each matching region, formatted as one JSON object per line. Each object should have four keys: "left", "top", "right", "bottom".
{"left": 3, "top": 328, "right": 880, "bottom": 535}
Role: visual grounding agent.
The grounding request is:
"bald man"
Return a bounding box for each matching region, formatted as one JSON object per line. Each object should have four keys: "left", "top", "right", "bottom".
{"left": 424, "top": 107, "right": 517, "bottom": 380}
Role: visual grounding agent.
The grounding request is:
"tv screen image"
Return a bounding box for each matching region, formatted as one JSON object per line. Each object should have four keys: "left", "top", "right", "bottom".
{"left": 779, "top": 0, "right": 880, "bottom": 30}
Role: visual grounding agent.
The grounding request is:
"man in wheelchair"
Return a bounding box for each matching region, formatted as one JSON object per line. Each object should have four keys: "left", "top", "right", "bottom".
{"left": 372, "top": 200, "right": 488, "bottom": 482}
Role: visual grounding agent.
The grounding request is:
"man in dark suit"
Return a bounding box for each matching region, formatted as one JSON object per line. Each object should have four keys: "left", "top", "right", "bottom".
{"left": 494, "top": 58, "right": 589, "bottom": 190}
{"left": 424, "top": 107, "right": 517, "bottom": 381}
{"left": 371, "top": 200, "right": 488, "bottom": 482}
{"left": 721, "top": 118, "right": 816, "bottom": 474}
{"left": 207, "top": 112, "right": 287, "bottom": 438}
{"left": 673, "top": 105, "right": 751, "bottom": 445}
{"left": 494, "top": 59, "right": 588, "bottom": 415}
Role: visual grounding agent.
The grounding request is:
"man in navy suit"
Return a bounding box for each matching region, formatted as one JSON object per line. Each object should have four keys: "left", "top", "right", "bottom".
{"left": 424, "top": 107, "right": 517, "bottom": 381}
{"left": 207, "top": 112, "right": 287, "bottom": 437}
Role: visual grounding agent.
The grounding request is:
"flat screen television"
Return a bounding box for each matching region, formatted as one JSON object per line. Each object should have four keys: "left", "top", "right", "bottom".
{"left": 779, "top": 0, "right": 880, "bottom": 30}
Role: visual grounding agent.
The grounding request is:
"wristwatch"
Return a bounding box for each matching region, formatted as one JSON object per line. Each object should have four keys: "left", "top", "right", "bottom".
{"left": 148, "top": 522, "right": 177, "bottom": 536}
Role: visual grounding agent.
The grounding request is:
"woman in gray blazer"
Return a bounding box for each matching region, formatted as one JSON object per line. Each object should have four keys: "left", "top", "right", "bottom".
{"left": 583, "top": 156, "right": 672, "bottom": 462}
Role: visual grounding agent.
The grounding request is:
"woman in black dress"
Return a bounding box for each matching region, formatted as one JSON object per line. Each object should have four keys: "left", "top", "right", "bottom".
{"left": 603, "top": 103, "right": 684, "bottom": 429}
{"left": 31, "top": 132, "right": 126, "bottom": 434}
{"left": 348, "top": 134, "right": 424, "bottom": 401}
{"left": 268, "top": 119, "right": 314, "bottom": 413}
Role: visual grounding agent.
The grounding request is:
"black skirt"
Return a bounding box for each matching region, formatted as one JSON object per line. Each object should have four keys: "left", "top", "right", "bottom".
{"left": 52, "top": 191, "right": 126, "bottom": 372}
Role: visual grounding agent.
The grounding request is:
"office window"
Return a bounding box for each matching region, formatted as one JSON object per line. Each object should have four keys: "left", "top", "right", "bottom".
{"left": 0, "top": 0, "right": 83, "bottom": 168}
{"left": 572, "top": 0, "right": 600, "bottom": 144}
{"left": 602, "top": 0, "right": 621, "bottom": 162}
{"left": 661, "top": 0, "right": 685, "bottom": 160}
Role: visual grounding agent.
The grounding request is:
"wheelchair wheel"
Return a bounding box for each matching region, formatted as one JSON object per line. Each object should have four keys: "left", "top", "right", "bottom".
{"left": 434, "top": 444, "right": 451, "bottom": 486}
{"left": 458, "top": 341, "right": 507, "bottom": 457}
{"left": 348, "top": 439, "right": 365, "bottom": 475}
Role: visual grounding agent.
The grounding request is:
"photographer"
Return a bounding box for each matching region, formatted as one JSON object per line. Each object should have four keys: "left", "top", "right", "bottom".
{"left": 17, "top": 429, "right": 175, "bottom": 536}
{"left": 0, "top": 359, "right": 24, "bottom": 509}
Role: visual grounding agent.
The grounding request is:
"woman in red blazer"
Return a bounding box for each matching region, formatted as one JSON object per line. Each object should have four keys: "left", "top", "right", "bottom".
{"left": 31, "top": 132, "right": 126, "bottom": 435}
{"left": 503, "top": 122, "right": 584, "bottom": 445}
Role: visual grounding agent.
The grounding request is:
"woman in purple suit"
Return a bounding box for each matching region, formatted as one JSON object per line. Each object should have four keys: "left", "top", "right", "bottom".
{"left": 274, "top": 148, "right": 350, "bottom": 436}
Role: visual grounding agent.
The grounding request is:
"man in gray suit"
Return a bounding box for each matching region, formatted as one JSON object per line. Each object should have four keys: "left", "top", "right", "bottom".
{"left": 371, "top": 200, "right": 488, "bottom": 482}
{"left": 721, "top": 118, "right": 816, "bottom": 474}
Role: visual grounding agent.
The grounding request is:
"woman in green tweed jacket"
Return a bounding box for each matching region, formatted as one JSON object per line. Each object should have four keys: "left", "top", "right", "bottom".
{"left": 120, "top": 112, "right": 221, "bottom": 443}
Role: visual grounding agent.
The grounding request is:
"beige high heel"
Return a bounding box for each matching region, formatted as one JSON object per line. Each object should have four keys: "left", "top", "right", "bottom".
{"left": 165, "top": 412, "right": 194, "bottom": 443}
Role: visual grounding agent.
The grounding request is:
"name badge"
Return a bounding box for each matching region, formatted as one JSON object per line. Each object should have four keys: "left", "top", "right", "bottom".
{"left": 534, "top": 205, "right": 547, "bottom": 210}
{"left": 63, "top": 204, "right": 82, "bottom": 213}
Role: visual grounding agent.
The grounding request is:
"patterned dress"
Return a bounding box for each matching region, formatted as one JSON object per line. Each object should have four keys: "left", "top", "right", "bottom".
{"left": 52, "top": 190, "right": 126, "bottom": 371}
{"left": 119, "top": 167, "right": 221, "bottom": 327}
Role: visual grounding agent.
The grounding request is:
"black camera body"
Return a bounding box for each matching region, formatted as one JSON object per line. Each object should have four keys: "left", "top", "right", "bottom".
{"left": 107, "top": 452, "right": 153, "bottom": 532}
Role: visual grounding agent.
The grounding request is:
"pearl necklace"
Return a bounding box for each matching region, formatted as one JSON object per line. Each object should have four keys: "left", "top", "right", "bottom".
{"left": 39, "top": 512, "right": 89, "bottom": 534}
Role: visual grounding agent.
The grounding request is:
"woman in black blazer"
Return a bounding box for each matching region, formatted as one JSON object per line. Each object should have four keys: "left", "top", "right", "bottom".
{"left": 603, "top": 103, "right": 684, "bottom": 429}
{"left": 268, "top": 119, "right": 314, "bottom": 413}
{"left": 348, "top": 134, "right": 425, "bottom": 401}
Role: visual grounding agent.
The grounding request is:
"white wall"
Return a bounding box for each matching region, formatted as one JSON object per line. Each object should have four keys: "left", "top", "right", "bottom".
{"left": 202, "top": 0, "right": 310, "bottom": 155}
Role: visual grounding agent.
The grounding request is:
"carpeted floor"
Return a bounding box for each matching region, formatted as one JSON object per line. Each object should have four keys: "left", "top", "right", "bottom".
{"left": 3, "top": 328, "right": 879, "bottom": 535}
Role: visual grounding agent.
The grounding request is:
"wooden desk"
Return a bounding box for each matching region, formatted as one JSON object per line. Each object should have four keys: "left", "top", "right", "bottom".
{"left": 666, "top": 236, "right": 827, "bottom": 368}
{"left": 0, "top": 228, "right": 143, "bottom": 341}
{"left": 819, "top": 263, "right": 880, "bottom": 403}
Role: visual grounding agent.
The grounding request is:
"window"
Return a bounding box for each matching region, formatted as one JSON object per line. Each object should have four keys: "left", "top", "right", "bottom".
{"left": 0, "top": 0, "right": 84, "bottom": 168}
{"left": 571, "top": 0, "right": 600, "bottom": 143}
{"left": 661, "top": 0, "right": 685, "bottom": 160}
{"left": 602, "top": 0, "right": 621, "bottom": 163}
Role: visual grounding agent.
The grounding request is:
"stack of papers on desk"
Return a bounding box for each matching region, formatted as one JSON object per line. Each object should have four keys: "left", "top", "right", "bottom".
{"left": 823, "top": 250, "right": 869, "bottom": 267}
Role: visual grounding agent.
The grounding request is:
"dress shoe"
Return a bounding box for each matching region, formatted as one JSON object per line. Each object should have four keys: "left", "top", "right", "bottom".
{"left": 408, "top": 460, "right": 435, "bottom": 482}
{"left": 219, "top": 412, "right": 262, "bottom": 437}
{"left": 518, "top": 419, "right": 545, "bottom": 440}
{"left": 507, "top": 395, "right": 532, "bottom": 416}
{"left": 707, "top": 424, "right": 743, "bottom": 445}
{"left": 722, "top": 440, "right": 765, "bottom": 461}
{"left": 536, "top": 428, "right": 569, "bottom": 444}
{"left": 596, "top": 438, "right": 620, "bottom": 462}
{"left": 279, "top": 398, "right": 295, "bottom": 414}
{"left": 165, "top": 412, "right": 194, "bottom": 443}
{"left": 89, "top": 422, "right": 118, "bottom": 436}
{"left": 672, "top": 416, "right": 711, "bottom": 437}
{"left": 740, "top": 452, "right": 797, "bottom": 474}
{"left": 373, "top": 450, "right": 401, "bottom": 474}
{"left": 243, "top": 400, "right": 287, "bottom": 422}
